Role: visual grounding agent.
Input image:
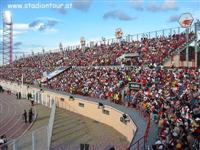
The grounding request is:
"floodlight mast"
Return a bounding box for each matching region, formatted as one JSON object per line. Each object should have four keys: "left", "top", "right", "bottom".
{"left": 2, "top": 10, "right": 13, "bottom": 65}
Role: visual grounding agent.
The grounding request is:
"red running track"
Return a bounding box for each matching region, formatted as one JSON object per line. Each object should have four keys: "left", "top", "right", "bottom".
{"left": 0, "top": 92, "right": 33, "bottom": 139}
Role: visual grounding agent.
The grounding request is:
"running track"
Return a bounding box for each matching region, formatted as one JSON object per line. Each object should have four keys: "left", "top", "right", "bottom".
{"left": 0, "top": 92, "right": 32, "bottom": 139}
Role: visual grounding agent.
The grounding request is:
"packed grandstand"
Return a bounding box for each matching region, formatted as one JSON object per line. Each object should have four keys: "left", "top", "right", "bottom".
{"left": 0, "top": 24, "right": 199, "bottom": 150}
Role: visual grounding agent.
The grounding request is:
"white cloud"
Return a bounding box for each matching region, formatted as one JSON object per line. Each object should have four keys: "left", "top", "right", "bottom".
{"left": 29, "top": 18, "right": 59, "bottom": 32}
{"left": 147, "top": 0, "right": 178, "bottom": 12}
{"left": 13, "top": 23, "right": 29, "bottom": 30}
{"left": 103, "top": 9, "right": 136, "bottom": 21}
{"left": 162, "top": 0, "right": 177, "bottom": 10}
{"left": 13, "top": 30, "right": 25, "bottom": 35}
{"left": 129, "top": 0, "right": 144, "bottom": 11}
{"left": 31, "top": 22, "right": 45, "bottom": 31}
{"left": 72, "top": 0, "right": 92, "bottom": 12}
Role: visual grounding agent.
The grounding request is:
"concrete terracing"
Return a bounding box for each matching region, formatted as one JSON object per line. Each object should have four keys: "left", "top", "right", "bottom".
{"left": 51, "top": 108, "right": 129, "bottom": 150}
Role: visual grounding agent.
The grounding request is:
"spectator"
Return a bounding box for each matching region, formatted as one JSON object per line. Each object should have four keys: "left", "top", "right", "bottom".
{"left": 28, "top": 108, "right": 33, "bottom": 123}
{"left": 23, "top": 110, "right": 27, "bottom": 123}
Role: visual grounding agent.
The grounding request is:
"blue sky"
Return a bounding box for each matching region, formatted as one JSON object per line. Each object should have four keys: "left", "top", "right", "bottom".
{"left": 0, "top": 0, "right": 199, "bottom": 63}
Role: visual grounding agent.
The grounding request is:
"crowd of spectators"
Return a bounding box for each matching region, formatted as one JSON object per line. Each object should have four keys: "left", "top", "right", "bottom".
{"left": 45, "top": 66, "right": 200, "bottom": 149}
{"left": 62, "top": 32, "right": 194, "bottom": 66}
{"left": 0, "top": 31, "right": 199, "bottom": 149}
{"left": 126, "top": 68, "right": 200, "bottom": 150}
{"left": 0, "top": 52, "right": 65, "bottom": 84}
{"left": 45, "top": 66, "right": 129, "bottom": 103}
{"left": 0, "top": 67, "right": 40, "bottom": 84}
{"left": 0, "top": 32, "right": 195, "bottom": 85}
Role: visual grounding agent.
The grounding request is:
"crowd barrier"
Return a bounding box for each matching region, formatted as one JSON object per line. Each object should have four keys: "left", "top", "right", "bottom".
{"left": 128, "top": 105, "right": 151, "bottom": 150}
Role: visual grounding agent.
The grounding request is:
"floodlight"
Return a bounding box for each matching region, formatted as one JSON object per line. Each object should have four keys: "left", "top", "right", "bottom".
{"left": 3, "top": 11, "right": 12, "bottom": 25}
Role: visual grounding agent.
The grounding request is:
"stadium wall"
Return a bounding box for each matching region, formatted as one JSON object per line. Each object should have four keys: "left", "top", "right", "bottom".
{"left": 0, "top": 80, "right": 137, "bottom": 143}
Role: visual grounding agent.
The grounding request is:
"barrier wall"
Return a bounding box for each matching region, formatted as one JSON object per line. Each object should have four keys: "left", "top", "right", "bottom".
{"left": 0, "top": 80, "right": 137, "bottom": 143}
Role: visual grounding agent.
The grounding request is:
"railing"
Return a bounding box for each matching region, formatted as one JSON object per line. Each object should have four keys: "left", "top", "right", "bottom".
{"left": 0, "top": 97, "right": 56, "bottom": 150}
{"left": 128, "top": 136, "right": 146, "bottom": 150}
{"left": 64, "top": 26, "right": 193, "bottom": 51}
{"left": 0, "top": 126, "right": 48, "bottom": 150}
{"left": 47, "top": 100, "right": 56, "bottom": 150}
{"left": 128, "top": 105, "right": 151, "bottom": 150}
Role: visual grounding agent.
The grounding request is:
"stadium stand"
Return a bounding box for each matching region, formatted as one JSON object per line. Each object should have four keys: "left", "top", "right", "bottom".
{"left": 44, "top": 66, "right": 200, "bottom": 150}
{"left": 0, "top": 32, "right": 195, "bottom": 84}
{"left": 0, "top": 28, "right": 199, "bottom": 150}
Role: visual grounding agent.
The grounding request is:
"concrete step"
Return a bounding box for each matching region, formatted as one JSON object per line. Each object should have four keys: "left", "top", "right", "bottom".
{"left": 51, "top": 125, "right": 89, "bottom": 147}
{"left": 51, "top": 130, "right": 91, "bottom": 149}
{"left": 53, "top": 116, "right": 83, "bottom": 127}
{"left": 52, "top": 120, "right": 86, "bottom": 136}
{"left": 51, "top": 108, "right": 92, "bottom": 149}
